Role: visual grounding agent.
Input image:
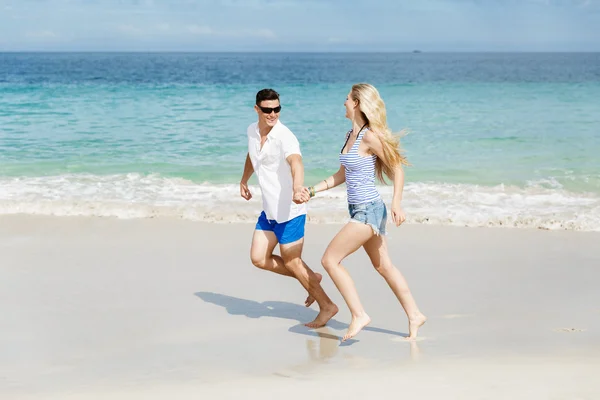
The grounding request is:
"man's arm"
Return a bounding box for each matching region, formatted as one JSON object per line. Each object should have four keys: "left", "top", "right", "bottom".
{"left": 286, "top": 154, "right": 307, "bottom": 204}
{"left": 241, "top": 152, "right": 254, "bottom": 182}
{"left": 240, "top": 152, "right": 254, "bottom": 201}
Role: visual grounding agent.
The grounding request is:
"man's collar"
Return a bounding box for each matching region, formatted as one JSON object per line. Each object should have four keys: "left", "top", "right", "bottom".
{"left": 255, "top": 120, "right": 282, "bottom": 139}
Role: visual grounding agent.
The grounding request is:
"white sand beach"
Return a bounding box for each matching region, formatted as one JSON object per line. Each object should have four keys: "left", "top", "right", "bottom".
{"left": 1, "top": 216, "right": 599, "bottom": 399}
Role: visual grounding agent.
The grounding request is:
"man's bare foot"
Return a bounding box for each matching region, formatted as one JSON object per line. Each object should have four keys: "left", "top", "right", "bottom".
{"left": 304, "top": 273, "right": 322, "bottom": 307}
{"left": 407, "top": 312, "right": 427, "bottom": 340}
{"left": 342, "top": 313, "right": 371, "bottom": 342}
{"left": 305, "top": 303, "right": 338, "bottom": 328}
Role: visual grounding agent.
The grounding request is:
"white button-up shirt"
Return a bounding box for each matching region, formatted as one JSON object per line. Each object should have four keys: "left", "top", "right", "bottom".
{"left": 247, "top": 120, "right": 307, "bottom": 223}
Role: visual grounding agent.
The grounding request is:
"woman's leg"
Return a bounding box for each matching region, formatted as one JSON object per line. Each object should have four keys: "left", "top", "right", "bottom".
{"left": 363, "top": 234, "right": 427, "bottom": 340}
{"left": 321, "top": 221, "right": 374, "bottom": 341}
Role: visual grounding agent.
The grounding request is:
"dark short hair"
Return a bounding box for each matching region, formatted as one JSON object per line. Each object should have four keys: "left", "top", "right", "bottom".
{"left": 256, "top": 88, "right": 280, "bottom": 105}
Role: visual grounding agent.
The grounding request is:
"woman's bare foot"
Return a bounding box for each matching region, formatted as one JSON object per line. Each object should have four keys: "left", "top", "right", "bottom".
{"left": 407, "top": 312, "right": 427, "bottom": 340}
{"left": 304, "top": 273, "right": 322, "bottom": 307}
{"left": 305, "top": 303, "right": 338, "bottom": 328}
{"left": 342, "top": 313, "right": 371, "bottom": 342}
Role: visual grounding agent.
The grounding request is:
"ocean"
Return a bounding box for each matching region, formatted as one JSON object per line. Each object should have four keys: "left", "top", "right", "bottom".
{"left": 1, "top": 52, "right": 599, "bottom": 230}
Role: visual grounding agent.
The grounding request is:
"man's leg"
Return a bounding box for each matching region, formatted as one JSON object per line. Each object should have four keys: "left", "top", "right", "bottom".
{"left": 280, "top": 238, "right": 338, "bottom": 328}
{"left": 250, "top": 228, "right": 324, "bottom": 305}
{"left": 250, "top": 211, "right": 295, "bottom": 276}
{"left": 250, "top": 228, "right": 294, "bottom": 277}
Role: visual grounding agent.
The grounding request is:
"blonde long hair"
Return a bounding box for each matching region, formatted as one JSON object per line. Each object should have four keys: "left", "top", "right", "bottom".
{"left": 351, "top": 83, "right": 409, "bottom": 184}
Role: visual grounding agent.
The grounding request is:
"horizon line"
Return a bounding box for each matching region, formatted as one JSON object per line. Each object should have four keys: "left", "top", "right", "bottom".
{"left": 2, "top": 50, "right": 600, "bottom": 54}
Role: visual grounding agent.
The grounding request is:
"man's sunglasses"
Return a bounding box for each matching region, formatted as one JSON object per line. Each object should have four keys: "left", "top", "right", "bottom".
{"left": 258, "top": 105, "right": 282, "bottom": 114}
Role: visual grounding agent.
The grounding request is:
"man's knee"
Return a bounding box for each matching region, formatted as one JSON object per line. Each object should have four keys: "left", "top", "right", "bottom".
{"left": 280, "top": 239, "right": 304, "bottom": 271}
{"left": 283, "top": 257, "right": 303, "bottom": 272}
{"left": 250, "top": 247, "right": 270, "bottom": 269}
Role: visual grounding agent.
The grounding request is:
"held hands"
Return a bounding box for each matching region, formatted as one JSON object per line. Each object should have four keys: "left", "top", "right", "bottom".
{"left": 391, "top": 201, "right": 406, "bottom": 227}
{"left": 242, "top": 182, "right": 312, "bottom": 204}
{"left": 293, "top": 186, "right": 312, "bottom": 204}
{"left": 240, "top": 181, "right": 252, "bottom": 201}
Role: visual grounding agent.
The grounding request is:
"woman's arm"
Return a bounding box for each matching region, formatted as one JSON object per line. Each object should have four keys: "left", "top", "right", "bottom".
{"left": 307, "top": 165, "right": 345, "bottom": 197}
{"left": 362, "top": 131, "right": 406, "bottom": 225}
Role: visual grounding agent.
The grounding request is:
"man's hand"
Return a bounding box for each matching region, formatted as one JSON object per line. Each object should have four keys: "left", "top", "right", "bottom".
{"left": 302, "top": 187, "right": 312, "bottom": 201}
{"left": 240, "top": 181, "right": 252, "bottom": 201}
{"left": 293, "top": 186, "right": 310, "bottom": 204}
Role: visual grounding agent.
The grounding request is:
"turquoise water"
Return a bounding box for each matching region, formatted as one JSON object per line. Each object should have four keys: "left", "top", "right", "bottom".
{"left": 1, "top": 53, "right": 599, "bottom": 229}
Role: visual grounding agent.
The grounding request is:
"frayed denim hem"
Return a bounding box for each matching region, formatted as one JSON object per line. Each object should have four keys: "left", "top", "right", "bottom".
{"left": 349, "top": 218, "right": 386, "bottom": 236}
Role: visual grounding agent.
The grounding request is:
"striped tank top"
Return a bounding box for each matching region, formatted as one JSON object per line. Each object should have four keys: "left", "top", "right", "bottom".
{"left": 339, "top": 126, "right": 381, "bottom": 205}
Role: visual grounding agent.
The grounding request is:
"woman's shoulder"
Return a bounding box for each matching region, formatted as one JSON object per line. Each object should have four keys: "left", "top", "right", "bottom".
{"left": 362, "top": 128, "right": 383, "bottom": 144}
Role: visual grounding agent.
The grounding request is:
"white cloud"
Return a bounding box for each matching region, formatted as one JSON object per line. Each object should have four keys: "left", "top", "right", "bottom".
{"left": 184, "top": 25, "right": 275, "bottom": 39}
{"left": 118, "top": 24, "right": 145, "bottom": 36}
{"left": 25, "top": 30, "right": 58, "bottom": 39}
{"left": 522, "top": 0, "right": 598, "bottom": 5}
{"left": 186, "top": 24, "right": 213, "bottom": 35}
{"left": 254, "top": 29, "right": 276, "bottom": 39}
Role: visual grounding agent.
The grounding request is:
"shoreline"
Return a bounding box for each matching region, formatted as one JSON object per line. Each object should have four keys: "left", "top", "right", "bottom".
{"left": 4, "top": 213, "right": 600, "bottom": 234}
{"left": 1, "top": 176, "right": 599, "bottom": 231}
{"left": 1, "top": 207, "right": 599, "bottom": 232}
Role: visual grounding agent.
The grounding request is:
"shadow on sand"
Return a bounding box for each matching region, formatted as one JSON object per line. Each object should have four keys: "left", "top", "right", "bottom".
{"left": 195, "top": 291, "right": 408, "bottom": 344}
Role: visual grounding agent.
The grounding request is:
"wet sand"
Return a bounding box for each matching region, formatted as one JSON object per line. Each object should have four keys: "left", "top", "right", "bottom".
{"left": 1, "top": 216, "right": 599, "bottom": 399}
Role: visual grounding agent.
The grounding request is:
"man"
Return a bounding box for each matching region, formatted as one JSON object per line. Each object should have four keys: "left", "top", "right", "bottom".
{"left": 240, "top": 88, "right": 338, "bottom": 328}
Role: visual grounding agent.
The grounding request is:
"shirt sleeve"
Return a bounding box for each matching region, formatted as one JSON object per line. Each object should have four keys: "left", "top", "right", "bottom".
{"left": 282, "top": 131, "right": 302, "bottom": 159}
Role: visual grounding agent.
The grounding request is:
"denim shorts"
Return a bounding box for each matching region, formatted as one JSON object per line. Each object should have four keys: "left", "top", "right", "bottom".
{"left": 348, "top": 198, "right": 387, "bottom": 236}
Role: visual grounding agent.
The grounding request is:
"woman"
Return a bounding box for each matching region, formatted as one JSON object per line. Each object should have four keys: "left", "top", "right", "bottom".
{"left": 306, "top": 83, "right": 426, "bottom": 342}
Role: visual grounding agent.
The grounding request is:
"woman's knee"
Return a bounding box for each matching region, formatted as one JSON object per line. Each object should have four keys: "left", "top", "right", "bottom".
{"left": 373, "top": 260, "right": 393, "bottom": 277}
{"left": 321, "top": 253, "right": 339, "bottom": 272}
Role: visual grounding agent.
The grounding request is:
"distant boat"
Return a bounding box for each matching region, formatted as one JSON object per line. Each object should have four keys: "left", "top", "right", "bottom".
{"left": 412, "top": 50, "right": 422, "bottom": 53}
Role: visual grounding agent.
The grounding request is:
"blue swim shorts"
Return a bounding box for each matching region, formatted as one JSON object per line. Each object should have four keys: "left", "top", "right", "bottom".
{"left": 255, "top": 211, "right": 306, "bottom": 245}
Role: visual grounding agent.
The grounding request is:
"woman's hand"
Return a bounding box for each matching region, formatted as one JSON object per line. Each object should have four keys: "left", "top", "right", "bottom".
{"left": 391, "top": 202, "right": 406, "bottom": 226}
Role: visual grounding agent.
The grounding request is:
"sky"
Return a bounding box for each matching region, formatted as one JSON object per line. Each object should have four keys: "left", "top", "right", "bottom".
{"left": 0, "top": 0, "right": 599, "bottom": 51}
